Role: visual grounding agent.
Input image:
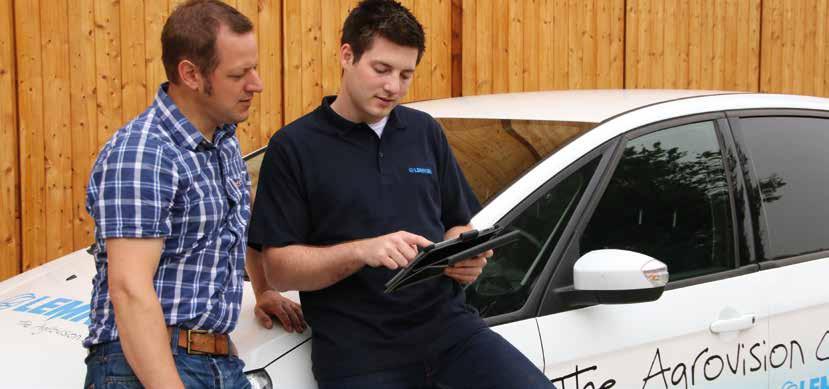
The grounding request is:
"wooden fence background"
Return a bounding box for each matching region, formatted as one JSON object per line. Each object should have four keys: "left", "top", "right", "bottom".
{"left": 1, "top": 0, "right": 827, "bottom": 281}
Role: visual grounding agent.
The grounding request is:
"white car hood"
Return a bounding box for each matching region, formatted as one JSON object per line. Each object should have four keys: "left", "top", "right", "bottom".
{"left": 0, "top": 249, "right": 308, "bottom": 388}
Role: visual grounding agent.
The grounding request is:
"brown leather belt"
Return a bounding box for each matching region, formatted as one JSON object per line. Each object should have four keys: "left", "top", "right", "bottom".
{"left": 167, "top": 327, "right": 236, "bottom": 357}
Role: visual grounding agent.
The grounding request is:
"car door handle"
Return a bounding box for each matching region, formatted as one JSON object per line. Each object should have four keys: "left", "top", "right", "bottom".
{"left": 710, "top": 314, "right": 757, "bottom": 333}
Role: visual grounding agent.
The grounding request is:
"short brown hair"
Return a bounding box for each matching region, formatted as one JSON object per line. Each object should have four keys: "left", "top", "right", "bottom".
{"left": 342, "top": 0, "right": 425, "bottom": 64}
{"left": 161, "top": 0, "right": 253, "bottom": 84}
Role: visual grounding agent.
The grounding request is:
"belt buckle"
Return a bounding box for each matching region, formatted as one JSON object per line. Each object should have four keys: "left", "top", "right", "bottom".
{"left": 186, "top": 329, "right": 209, "bottom": 355}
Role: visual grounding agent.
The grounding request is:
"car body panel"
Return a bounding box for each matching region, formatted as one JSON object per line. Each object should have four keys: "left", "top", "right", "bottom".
{"left": 0, "top": 250, "right": 93, "bottom": 388}
{"left": 540, "top": 270, "right": 771, "bottom": 388}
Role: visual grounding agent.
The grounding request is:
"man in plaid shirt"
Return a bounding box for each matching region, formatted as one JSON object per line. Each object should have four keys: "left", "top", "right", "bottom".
{"left": 82, "top": 1, "right": 303, "bottom": 388}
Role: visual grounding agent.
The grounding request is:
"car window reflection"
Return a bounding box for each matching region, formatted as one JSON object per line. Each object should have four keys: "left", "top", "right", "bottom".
{"left": 581, "top": 121, "right": 735, "bottom": 281}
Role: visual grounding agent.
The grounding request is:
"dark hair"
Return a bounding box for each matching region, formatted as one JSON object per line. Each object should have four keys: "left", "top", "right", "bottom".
{"left": 341, "top": 0, "right": 425, "bottom": 64}
{"left": 161, "top": 0, "right": 253, "bottom": 84}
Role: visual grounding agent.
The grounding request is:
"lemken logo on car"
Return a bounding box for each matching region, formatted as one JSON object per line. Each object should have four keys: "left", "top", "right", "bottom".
{"left": 0, "top": 292, "right": 91, "bottom": 325}
{"left": 783, "top": 377, "right": 829, "bottom": 389}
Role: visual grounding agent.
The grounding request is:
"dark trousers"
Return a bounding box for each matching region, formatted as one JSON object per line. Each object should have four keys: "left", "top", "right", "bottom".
{"left": 84, "top": 329, "right": 250, "bottom": 389}
{"left": 317, "top": 327, "right": 555, "bottom": 389}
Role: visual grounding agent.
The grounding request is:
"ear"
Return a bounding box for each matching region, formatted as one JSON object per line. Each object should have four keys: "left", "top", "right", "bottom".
{"left": 177, "top": 59, "right": 203, "bottom": 91}
{"left": 339, "top": 43, "right": 354, "bottom": 68}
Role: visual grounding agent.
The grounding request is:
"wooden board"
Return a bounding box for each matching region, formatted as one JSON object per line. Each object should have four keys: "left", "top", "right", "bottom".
{"left": 410, "top": 0, "right": 432, "bottom": 101}
{"left": 144, "top": 0, "right": 169, "bottom": 103}
{"left": 94, "top": 0, "right": 123, "bottom": 143}
{"left": 15, "top": 0, "right": 46, "bottom": 272}
{"left": 282, "top": 0, "right": 302, "bottom": 123}
{"left": 68, "top": 0, "right": 99, "bottom": 250}
{"left": 41, "top": 0, "right": 74, "bottom": 261}
{"left": 320, "top": 0, "right": 342, "bottom": 98}
{"left": 236, "top": 0, "right": 261, "bottom": 153}
{"left": 508, "top": 0, "right": 524, "bottom": 92}
{"left": 461, "top": 0, "right": 477, "bottom": 95}
{"left": 259, "top": 0, "right": 282, "bottom": 141}
{"left": 0, "top": 0, "right": 19, "bottom": 281}
{"left": 120, "top": 0, "right": 147, "bottom": 121}
{"left": 300, "top": 0, "right": 322, "bottom": 115}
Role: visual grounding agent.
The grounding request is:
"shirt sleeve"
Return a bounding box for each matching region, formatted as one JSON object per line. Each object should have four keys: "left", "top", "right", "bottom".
{"left": 88, "top": 131, "right": 178, "bottom": 239}
{"left": 434, "top": 118, "right": 482, "bottom": 229}
{"left": 247, "top": 131, "right": 310, "bottom": 251}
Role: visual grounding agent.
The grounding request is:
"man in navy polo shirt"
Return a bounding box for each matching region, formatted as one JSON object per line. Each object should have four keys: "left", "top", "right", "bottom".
{"left": 248, "top": 0, "right": 553, "bottom": 388}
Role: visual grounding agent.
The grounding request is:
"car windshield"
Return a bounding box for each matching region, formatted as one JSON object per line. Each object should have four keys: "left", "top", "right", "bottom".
{"left": 245, "top": 148, "right": 267, "bottom": 204}
{"left": 437, "top": 118, "right": 596, "bottom": 205}
{"left": 244, "top": 118, "right": 596, "bottom": 207}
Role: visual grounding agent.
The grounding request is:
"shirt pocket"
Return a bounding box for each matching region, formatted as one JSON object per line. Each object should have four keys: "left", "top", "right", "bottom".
{"left": 223, "top": 156, "right": 248, "bottom": 207}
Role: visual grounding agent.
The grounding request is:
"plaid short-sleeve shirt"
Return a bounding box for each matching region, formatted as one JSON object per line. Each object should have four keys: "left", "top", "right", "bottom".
{"left": 83, "top": 83, "right": 251, "bottom": 347}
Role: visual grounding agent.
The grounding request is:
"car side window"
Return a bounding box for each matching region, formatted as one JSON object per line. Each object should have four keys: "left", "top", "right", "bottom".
{"left": 467, "top": 157, "right": 601, "bottom": 318}
{"left": 738, "top": 116, "right": 829, "bottom": 260}
{"left": 580, "top": 121, "right": 735, "bottom": 282}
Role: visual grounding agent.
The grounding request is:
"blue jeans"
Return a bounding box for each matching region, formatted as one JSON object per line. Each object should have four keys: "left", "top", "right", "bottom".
{"left": 84, "top": 329, "right": 250, "bottom": 389}
{"left": 317, "top": 328, "right": 555, "bottom": 389}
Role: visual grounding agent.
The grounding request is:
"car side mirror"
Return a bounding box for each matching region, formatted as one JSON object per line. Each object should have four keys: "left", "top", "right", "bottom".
{"left": 559, "top": 249, "right": 669, "bottom": 307}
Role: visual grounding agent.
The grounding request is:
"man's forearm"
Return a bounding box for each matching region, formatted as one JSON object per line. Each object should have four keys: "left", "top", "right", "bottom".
{"left": 245, "top": 248, "right": 272, "bottom": 299}
{"left": 263, "top": 241, "right": 365, "bottom": 292}
{"left": 110, "top": 287, "right": 183, "bottom": 389}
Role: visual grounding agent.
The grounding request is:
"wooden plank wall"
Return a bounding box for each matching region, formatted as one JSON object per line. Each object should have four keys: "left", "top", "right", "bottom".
{"left": 462, "top": 0, "right": 626, "bottom": 95}
{"left": 281, "top": 0, "right": 453, "bottom": 124}
{"left": 626, "top": 0, "right": 761, "bottom": 90}
{"left": 462, "top": 0, "right": 826, "bottom": 95}
{"left": 1, "top": 0, "right": 829, "bottom": 280}
{"left": 761, "top": 0, "right": 829, "bottom": 96}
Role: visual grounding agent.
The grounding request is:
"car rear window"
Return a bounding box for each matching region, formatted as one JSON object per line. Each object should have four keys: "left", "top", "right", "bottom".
{"left": 739, "top": 116, "right": 829, "bottom": 260}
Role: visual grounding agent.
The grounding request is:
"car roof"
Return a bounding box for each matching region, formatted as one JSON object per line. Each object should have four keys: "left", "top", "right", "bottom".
{"left": 404, "top": 89, "right": 730, "bottom": 122}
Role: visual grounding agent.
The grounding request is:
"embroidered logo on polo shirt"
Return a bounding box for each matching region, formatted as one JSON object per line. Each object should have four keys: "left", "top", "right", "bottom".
{"left": 408, "top": 167, "right": 433, "bottom": 175}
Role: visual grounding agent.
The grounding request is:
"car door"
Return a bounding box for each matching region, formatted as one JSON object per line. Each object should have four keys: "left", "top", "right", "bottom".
{"left": 528, "top": 115, "right": 771, "bottom": 388}
{"left": 729, "top": 112, "right": 829, "bottom": 389}
{"left": 464, "top": 138, "right": 612, "bottom": 375}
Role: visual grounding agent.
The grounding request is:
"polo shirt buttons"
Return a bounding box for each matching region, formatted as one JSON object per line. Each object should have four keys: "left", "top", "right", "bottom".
{"left": 379, "top": 152, "right": 384, "bottom": 158}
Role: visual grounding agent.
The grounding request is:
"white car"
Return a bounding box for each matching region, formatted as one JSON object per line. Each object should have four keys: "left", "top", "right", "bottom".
{"left": 2, "top": 90, "right": 829, "bottom": 389}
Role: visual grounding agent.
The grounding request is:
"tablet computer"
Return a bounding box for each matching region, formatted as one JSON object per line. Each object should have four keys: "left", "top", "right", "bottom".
{"left": 384, "top": 225, "right": 521, "bottom": 293}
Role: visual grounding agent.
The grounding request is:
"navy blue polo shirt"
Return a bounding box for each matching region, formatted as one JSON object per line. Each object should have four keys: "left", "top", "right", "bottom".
{"left": 248, "top": 96, "right": 486, "bottom": 380}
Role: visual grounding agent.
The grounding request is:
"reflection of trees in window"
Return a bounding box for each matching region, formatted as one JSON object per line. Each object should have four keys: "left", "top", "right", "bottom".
{"left": 748, "top": 173, "right": 787, "bottom": 260}
{"left": 758, "top": 173, "right": 786, "bottom": 203}
{"left": 582, "top": 138, "right": 746, "bottom": 281}
{"left": 619, "top": 141, "right": 730, "bottom": 198}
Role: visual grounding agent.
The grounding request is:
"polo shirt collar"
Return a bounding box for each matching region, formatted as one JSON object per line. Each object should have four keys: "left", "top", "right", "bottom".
{"left": 153, "top": 82, "right": 236, "bottom": 151}
{"left": 319, "top": 95, "right": 406, "bottom": 136}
